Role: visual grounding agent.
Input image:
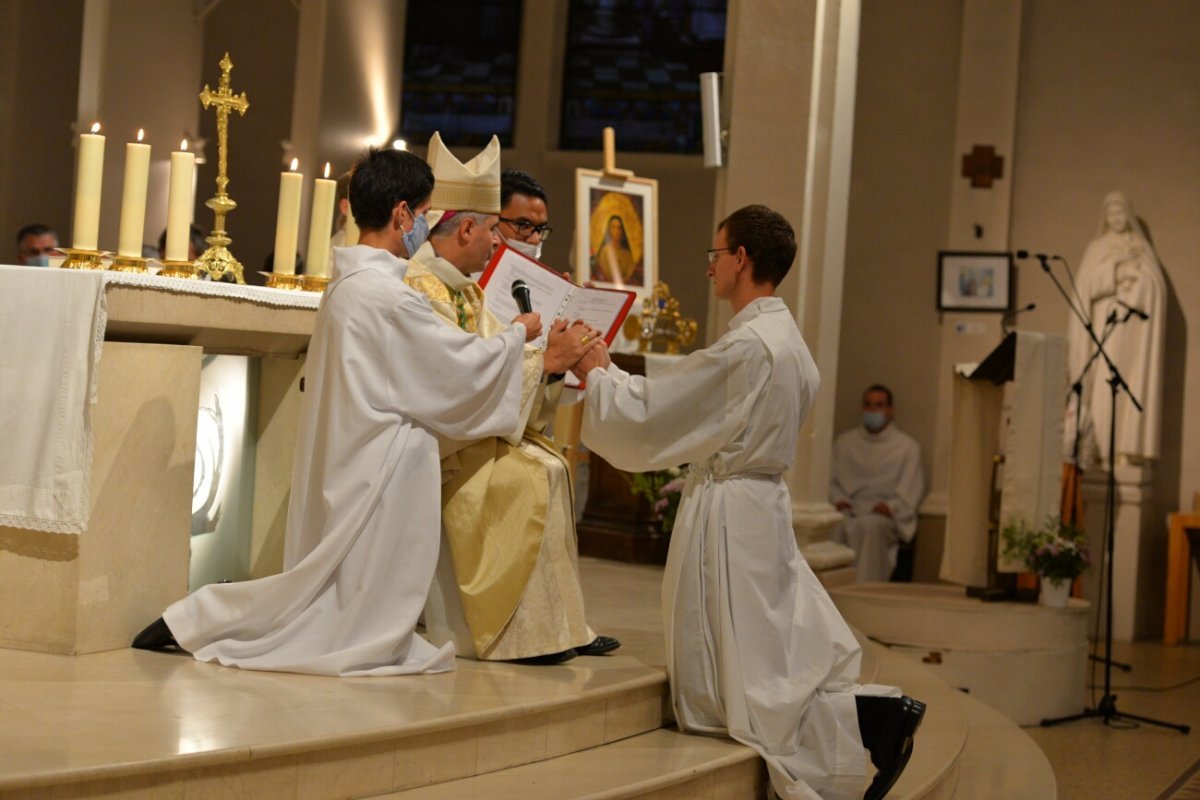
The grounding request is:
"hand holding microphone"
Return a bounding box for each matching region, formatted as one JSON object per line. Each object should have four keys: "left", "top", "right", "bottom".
{"left": 510, "top": 279, "right": 542, "bottom": 342}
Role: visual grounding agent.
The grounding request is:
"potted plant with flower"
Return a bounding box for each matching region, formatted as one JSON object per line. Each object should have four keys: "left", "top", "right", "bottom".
{"left": 627, "top": 466, "right": 686, "bottom": 536}
{"left": 1001, "top": 517, "right": 1091, "bottom": 608}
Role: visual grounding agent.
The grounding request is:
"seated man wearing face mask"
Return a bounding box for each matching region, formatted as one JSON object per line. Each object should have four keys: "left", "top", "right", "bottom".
{"left": 15, "top": 224, "right": 59, "bottom": 267}
{"left": 830, "top": 384, "right": 925, "bottom": 583}
{"left": 411, "top": 134, "right": 619, "bottom": 665}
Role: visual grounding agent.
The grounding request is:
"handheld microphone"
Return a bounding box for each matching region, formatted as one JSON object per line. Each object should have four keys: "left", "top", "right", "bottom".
{"left": 511, "top": 279, "right": 533, "bottom": 314}
{"left": 1116, "top": 299, "right": 1149, "bottom": 320}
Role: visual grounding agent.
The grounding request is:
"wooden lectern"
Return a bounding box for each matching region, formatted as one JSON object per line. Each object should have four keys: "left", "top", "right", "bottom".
{"left": 940, "top": 331, "right": 1068, "bottom": 598}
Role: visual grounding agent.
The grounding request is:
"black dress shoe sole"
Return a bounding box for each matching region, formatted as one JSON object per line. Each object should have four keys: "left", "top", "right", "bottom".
{"left": 131, "top": 617, "right": 181, "bottom": 652}
{"left": 512, "top": 648, "right": 577, "bottom": 665}
{"left": 865, "top": 697, "right": 926, "bottom": 800}
{"left": 576, "top": 636, "right": 621, "bottom": 656}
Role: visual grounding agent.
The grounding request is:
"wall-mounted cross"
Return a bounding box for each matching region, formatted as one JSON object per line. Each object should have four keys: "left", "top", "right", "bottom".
{"left": 961, "top": 144, "right": 1004, "bottom": 189}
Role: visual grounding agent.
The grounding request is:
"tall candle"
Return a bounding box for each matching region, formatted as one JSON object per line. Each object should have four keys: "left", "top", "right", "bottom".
{"left": 273, "top": 158, "right": 303, "bottom": 275}
{"left": 165, "top": 149, "right": 196, "bottom": 262}
{"left": 117, "top": 130, "right": 151, "bottom": 258}
{"left": 72, "top": 124, "right": 105, "bottom": 251}
{"left": 306, "top": 163, "right": 336, "bottom": 278}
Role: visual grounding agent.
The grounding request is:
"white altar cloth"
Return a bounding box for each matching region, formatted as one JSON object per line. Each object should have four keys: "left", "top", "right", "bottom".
{"left": 0, "top": 266, "right": 106, "bottom": 534}
{"left": 0, "top": 264, "right": 322, "bottom": 534}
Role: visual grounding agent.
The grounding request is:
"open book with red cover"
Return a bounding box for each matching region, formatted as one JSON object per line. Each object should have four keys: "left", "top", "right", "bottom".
{"left": 479, "top": 244, "right": 636, "bottom": 351}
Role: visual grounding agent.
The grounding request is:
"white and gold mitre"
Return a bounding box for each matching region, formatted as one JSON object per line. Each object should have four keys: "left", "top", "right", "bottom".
{"left": 427, "top": 132, "right": 501, "bottom": 218}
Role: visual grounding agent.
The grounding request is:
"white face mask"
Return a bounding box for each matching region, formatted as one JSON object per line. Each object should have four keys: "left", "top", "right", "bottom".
{"left": 504, "top": 235, "right": 543, "bottom": 262}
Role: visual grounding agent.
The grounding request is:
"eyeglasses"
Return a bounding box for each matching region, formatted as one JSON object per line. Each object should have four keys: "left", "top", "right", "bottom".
{"left": 705, "top": 247, "right": 737, "bottom": 264}
{"left": 498, "top": 217, "right": 553, "bottom": 242}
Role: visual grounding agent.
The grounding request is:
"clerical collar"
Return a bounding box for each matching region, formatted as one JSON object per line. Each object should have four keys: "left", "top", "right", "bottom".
{"left": 412, "top": 241, "right": 477, "bottom": 292}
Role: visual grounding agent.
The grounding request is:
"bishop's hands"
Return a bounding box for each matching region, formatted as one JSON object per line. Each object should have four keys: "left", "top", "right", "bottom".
{"left": 544, "top": 319, "right": 605, "bottom": 375}
{"left": 569, "top": 331, "right": 611, "bottom": 381}
{"left": 512, "top": 312, "right": 543, "bottom": 343}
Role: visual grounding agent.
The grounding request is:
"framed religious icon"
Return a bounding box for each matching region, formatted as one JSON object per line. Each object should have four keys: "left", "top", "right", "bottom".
{"left": 936, "top": 251, "right": 1012, "bottom": 312}
{"left": 575, "top": 169, "right": 658, "bottom": 293}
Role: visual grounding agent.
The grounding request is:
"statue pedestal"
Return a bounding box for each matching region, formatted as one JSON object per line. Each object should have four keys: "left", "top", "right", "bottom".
{"left": 1080, "top": 465, "right": 1164, "bottom": 641}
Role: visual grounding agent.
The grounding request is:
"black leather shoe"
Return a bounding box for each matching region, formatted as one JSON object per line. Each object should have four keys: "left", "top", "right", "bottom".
{"left": 131, "top": 617, "right": 179, "bottom": 651}
{"left": 857, "top": 695, "right": 926, "bottom": 800}
{"left": 576, "top": 635, "right": 621, "bottom": 656}
{"left": 513, "top": 648, "right": 577, "bottom": 665}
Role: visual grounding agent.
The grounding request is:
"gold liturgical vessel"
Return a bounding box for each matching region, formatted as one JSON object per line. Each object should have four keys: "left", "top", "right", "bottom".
{"left": 195, "top": 53, "right": 249, "bottom": 284}
{"left": 623, "top": 281, "right": 698, "bottom": 354}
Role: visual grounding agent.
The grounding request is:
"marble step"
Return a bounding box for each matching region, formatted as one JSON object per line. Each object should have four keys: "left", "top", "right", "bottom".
{"left": 377, "top": 728, "right": 766, "bottom": 800}
{"left": 378, "top": 638, "right": 972, "bottom": 800}
{"left": 0, "top": 648, "right": 667, "bottom": 800}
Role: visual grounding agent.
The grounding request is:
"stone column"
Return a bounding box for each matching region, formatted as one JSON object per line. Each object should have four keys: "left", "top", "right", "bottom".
{"left": 713, "top": 0, "right": 862, "bottom": 576}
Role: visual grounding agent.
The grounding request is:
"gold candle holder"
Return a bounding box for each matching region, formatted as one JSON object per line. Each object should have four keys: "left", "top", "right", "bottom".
{"left": 109, "top": 255, "right": 149, "bottom": 274}
{"left": 158, "top": 259, "right": 200, "bottom": 279}
{"left": 301, "top": 274, "right": 331, "bottom": 293}
{"left": 262, "top": 272, "right": 305, "bottom": 290}
{"left": 59, "top": 248, "right": 107, "bottom": 270}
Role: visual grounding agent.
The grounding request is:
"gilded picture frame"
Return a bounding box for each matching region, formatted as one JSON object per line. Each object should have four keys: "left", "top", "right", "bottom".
{"left": 574, "top": 169, "right": 659, "bottom": 295}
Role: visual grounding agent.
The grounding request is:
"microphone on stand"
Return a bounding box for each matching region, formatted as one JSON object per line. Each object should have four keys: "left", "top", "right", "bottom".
{"left": 1116, "top": 299, "right": 1149, "bottom": 320}
{"left": 1014, "top": 250, "right": 1062, "bottom": 271}
{"left": 511, "top": 279, "right": 533, "bottom": 314}
{"left": 1001, "top": 302, "right": 1036, "bottom": 335}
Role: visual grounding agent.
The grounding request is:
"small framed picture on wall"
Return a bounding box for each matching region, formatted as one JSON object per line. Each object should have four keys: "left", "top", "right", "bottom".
{"left": 936, "top": 251, "right": 1012, "bottom": 312}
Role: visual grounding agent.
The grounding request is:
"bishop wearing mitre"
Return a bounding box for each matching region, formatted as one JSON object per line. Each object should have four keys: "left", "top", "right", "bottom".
{"left": 412, "top": 132, "right": 619, "bottom": 664}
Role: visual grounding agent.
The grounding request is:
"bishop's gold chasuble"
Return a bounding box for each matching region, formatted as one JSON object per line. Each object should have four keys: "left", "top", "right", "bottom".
{"left": 405, "top": 245, "right": 590, "bottom": 659}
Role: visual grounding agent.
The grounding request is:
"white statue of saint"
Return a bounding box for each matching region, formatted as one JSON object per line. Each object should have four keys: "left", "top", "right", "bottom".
{"left": 1065, "top": 191, "right": 1166, "bottom": 469}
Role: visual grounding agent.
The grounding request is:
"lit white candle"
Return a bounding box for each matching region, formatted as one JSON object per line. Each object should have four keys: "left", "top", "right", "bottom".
{"left": 273, "top": 158, "right": 303, "bottom": 275}
{"left": 72, "top": 122, "right": 105, "bottom": 251}
{"left": 165, "top": 146, "right": 196, "bottom": 262}
{"left": 117, "top": 129, "right": 151, "bottom": 258}
{"left": 305, "top": 162, "right": 336, "bottom": 278}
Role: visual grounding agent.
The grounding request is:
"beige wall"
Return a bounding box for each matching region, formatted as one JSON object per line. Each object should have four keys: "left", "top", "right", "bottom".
{"left": 1009, "top": 1, "right": 1200, "bottom": 517}
{"left": 838, "top": 0, "right": 1200, "bottom": 589}
{"left": 0, "top": 0, "right": 83, "bottom": 256}
{"left": 196, "top": 0, "right": 300, "bottom": 282}
{"left": 836, "top": 0, "right": 962, "bottom": 465}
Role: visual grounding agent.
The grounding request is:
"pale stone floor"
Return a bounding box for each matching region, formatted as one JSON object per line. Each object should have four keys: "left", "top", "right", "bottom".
{"left": 577, "top": 557, "right": 1200, "bottom": 800}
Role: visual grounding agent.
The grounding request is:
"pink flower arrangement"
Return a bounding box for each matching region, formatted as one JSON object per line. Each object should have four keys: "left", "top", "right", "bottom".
{"left": 628, "top": 468, "right": 686, "bottom": 534}
{"left": 1002, "top": 517, "right": 1091, "bottom": 584}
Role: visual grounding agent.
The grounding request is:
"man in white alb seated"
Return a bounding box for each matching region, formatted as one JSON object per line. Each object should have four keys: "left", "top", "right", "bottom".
{"left": 411, "top": 132, "right": 618, "bottom": 665}
{"left": 831, "top": 385, "right": 925, "bottom": 583}
{"left": 572, "top": 205, "right": 925, "bottom": 800}
{"left": 131, "top": 148, "right": 541, "bottom": 676}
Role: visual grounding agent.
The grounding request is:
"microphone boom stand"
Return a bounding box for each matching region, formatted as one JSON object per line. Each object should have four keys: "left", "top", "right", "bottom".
{"left": 1035, "top": 256, "right": 1188, "bottom": 734}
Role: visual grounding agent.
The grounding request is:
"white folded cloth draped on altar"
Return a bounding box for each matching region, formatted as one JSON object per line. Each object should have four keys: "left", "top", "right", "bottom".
{"left": 0, "top": 266, "right": 106, "bottom": 534}
{"left": 0, "top": 264, "right": 323, "bottom": 534}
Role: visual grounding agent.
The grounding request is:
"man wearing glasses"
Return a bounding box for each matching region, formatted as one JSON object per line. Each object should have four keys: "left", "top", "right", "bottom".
{"left": 573, "top": 205, "right": 925, "bottom": 800}
{"left": 495, "top": 169, "right": 553, "bottom": 263}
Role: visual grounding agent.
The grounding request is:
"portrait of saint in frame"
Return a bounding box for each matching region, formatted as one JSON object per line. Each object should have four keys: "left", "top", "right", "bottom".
{"left": 575, "top": 169, "right": 658, "bottom": 294}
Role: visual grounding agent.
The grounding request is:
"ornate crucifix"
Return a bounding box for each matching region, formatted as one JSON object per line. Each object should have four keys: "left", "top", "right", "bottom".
{"left": 196, "top": 52, "right": 250, "bottom": 283}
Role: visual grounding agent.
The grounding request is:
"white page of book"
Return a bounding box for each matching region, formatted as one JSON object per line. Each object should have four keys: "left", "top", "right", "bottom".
{"left": 481, "top": 248, "right": 573, "bottom": 348}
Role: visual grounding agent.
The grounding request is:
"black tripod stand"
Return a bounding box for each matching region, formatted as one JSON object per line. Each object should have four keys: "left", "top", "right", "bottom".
{"left": 1066, "top": 311, "right": 1132, "bottom": 673}
{"left": 1033, "top": 254, "right": 1188, "bottom": 734}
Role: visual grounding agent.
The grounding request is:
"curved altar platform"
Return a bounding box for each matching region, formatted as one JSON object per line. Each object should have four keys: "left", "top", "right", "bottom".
{"left": 830, "top": 582, "right": 1089, "bottom": 728}
{"left": 0, "top": 561, "right": 1054, "bottom": 799}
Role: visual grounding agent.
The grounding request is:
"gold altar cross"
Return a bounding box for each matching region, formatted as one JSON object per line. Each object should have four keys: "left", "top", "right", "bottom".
{"left": 200, "top": 52, "right": 249, "bottom": 197}
{"left": 196, "top": 52, "right": 250, "bottom": 283}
